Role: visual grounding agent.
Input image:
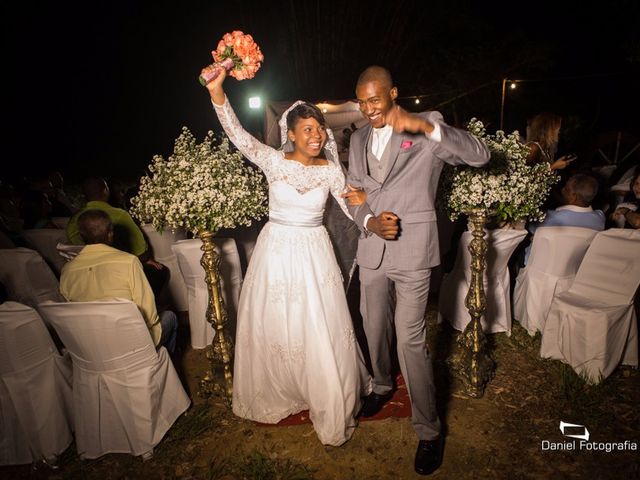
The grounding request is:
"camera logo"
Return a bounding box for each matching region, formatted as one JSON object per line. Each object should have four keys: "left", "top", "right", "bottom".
{"left": 559, "top": 421, "right": 590, "bottom": 441}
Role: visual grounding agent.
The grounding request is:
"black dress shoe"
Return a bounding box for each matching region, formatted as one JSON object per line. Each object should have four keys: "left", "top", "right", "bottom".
{"left": 414, "top": 436, "right": 444, "bottom": 475}
{"left": 358, "top": 391, "right": 393, "bottom": 418}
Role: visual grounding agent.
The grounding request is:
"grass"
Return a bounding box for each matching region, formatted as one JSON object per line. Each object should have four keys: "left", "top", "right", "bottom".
{"left": 203, "top": 449, "right": 315, "bottom": 480}
{"left": 156, "top": 402, "right": 219, "bottom": 454}
{"left": 235, "top": 450, "right": 314, "bottom": 480}
{"left": 497, "top": 322, "right": 626, "bottom": 429}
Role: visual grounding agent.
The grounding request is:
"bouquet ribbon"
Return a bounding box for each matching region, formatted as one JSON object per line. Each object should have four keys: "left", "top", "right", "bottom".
{"left": 199, "top": 58, "right": 235, "bottom": 86}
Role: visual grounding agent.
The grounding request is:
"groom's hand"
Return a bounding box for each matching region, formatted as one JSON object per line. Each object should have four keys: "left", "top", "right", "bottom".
{"left": 386, "top": 105, "right": 434, "bottom": 135}
{"left": 367, "top": 212, "right": 399, "bottom": 240}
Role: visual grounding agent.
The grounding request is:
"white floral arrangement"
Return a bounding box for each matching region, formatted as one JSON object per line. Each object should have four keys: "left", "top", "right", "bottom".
{"left": 131, "top": 127, "right": 268, "bottom": 235}
{"left": 439, "top": 119, "right": 559, "bottom": 223}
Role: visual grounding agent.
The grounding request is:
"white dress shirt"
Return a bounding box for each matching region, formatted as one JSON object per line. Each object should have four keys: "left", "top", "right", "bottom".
{"left": 371, "top": 125, "right": 394, "bottom": 159}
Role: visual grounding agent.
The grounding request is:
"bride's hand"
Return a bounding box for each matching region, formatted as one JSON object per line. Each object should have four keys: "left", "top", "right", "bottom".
{"left": 202, "top": 63, "right": 228, "bottom": 100}
{"left": 342, "top": 184, "right": 367, "bottom": 206}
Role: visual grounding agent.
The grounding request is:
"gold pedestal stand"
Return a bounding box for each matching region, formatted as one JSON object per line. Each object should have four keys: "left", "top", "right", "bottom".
{"left": 197, "top": 231, "right": 234, "bottom": 403}
{"left": 449, "top": 208, "right": 495, "bottom": 398}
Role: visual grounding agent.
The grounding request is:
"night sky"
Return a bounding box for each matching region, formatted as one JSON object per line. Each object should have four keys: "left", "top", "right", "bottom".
{"left": 4, "top": 0, "right": 639, "bottom": 183}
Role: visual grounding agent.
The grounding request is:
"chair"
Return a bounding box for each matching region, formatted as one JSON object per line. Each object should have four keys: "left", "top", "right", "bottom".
{"left": 141, "top": 224, "right": 188, "bottom": 311}
{"left": 0, "top": 302, "right": 73, "bottom": 466}
{"left": 438, "top": 228, "right": 527, "bottom": 334}
{"left": 172, "top": 238, "right": 243, "bottom": 349}
{"left": 22, "top": 229, "right": 69, "bottom": 275}
{"left": 56, "top": 242, "right": 84, "bottom": 262}
{"left": 513, "top": 227, "right": 598, "bottom": 336}
{"left": 0, "top": 248, "right": 65, "bottom": 309}
{"left": 540, "top": 229, "right": 640, "bottom": 383}
{"left": 38, "top": 299, "right": 190, "bottom": 459}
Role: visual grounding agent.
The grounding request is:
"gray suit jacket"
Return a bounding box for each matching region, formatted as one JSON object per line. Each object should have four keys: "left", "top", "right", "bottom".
{"left": 347, "top": 111, "right": 490, "bottom": 270}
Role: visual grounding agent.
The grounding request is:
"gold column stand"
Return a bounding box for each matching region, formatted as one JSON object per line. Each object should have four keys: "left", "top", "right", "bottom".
{"left": 197, "top": 230, "right": 234, "bottom": 403}
{"left": 449, "top": 208, "right": 495, "bottom": 398}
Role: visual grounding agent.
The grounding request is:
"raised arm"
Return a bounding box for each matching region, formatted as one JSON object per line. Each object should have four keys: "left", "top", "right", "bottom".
{"left": 386, "top": 107, "right": 489, "bottom": 167}
{"left": 424, "top": 111, "right": 489, "bottom": 167}
{"left": 203, "top": 65, "right": 276, "bottom": 172}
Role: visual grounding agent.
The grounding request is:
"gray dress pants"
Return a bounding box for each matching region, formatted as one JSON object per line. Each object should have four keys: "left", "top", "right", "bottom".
{"left": 359, "top": 251, "right": 441, "bottom": 440}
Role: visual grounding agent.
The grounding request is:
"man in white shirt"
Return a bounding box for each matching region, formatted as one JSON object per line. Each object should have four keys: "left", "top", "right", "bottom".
{"left": 526, "top": 173, "right": 606, "bottom": 263}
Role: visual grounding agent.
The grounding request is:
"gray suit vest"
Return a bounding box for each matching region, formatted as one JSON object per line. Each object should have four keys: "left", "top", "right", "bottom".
{"left": 366, "top": 130, "right": 393, "bottom": 183}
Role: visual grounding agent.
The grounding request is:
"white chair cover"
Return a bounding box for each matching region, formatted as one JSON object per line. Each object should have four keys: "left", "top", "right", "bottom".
{"left": 51, "top": 217, "right": 70, "bottom": 229}
{"left": 513, "top": 227, "right": 598, "bottom": 336}
{"left": 0, "top": 302, "right": 73, "bottom": 465}
{"left": 141, "top": 225, "right": 188, "bottom": 311}
{"left": 438, "top": 228, "right": 527, "bottom": 334}
{"left": 56, "top": 242, "right": 84, "bottom": 262}
{"left": 172, "top": 238, "right": 243, "bottom": 349}
{"left": 38, "top": 299, "right": 191, "bottom": 459}
{"left": 0, "top": 248, "right": 64, "bottom": 309}
{"left": 22, "top": 229, "right": 69, "bottom": 276}
{"left": 540, "top": 229, "right": 640, "bottom": 383}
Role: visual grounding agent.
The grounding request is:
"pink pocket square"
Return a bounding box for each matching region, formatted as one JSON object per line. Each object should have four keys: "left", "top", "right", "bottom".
{"left": 401, "top": 140, "right": 413, "bottom": 149}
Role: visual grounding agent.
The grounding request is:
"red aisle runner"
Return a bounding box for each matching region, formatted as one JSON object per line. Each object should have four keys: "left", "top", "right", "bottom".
{"left": 257, "top": 373, "right": 411, "bottom": 427}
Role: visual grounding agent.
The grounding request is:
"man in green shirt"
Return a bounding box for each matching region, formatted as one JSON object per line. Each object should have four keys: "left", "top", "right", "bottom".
{"left": 67, "top": 177, "right": 168, "bottom": 296}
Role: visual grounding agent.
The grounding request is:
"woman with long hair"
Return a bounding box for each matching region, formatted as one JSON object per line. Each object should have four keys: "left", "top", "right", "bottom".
{"left": 525, "top": 112, "right": 575, "bottom": 171}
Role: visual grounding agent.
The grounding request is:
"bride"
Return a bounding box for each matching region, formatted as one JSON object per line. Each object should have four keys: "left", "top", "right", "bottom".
{"left": 202, "top": 65, "right": 369, "bottom": 446}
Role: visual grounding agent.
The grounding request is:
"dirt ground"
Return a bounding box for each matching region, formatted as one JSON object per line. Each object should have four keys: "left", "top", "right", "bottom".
{"left": 2, "top": 301, "right": 639, "bottom": 480}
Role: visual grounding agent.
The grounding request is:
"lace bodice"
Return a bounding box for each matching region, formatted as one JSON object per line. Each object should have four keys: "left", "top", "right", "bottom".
{"left": 213, "top": 97, "right": 352, "bottom": 222}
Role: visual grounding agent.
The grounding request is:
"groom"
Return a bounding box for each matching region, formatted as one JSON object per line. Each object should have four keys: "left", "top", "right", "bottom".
{"left": 345, "top": 66, "right": 489, "bottom": 475}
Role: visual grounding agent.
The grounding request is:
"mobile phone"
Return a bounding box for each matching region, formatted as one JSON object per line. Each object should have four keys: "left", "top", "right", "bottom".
{"left": 565, "top": 154, "right": 577, "bottom": 161}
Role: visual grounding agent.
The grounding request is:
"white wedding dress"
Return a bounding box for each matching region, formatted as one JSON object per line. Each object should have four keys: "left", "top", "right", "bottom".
{"left": 213, "top": 98, "right": 364, "bottom": 446}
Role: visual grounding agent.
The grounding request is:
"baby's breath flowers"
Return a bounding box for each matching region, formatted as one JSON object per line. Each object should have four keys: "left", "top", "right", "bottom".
{"left": 131, "top": 127, "right": 268, "bottom": 235}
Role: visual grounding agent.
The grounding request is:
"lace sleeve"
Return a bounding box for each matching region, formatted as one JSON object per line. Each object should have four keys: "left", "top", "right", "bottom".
{"left": 212, "top": 96, "right": 277, "bottom": 175}
{"left": 329, "top": 164, "right": 354, "bottom": 221}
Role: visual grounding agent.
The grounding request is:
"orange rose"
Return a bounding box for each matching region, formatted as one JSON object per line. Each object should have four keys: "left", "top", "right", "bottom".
{"left": 222, "top": 33, "right": 234, "bottom": 46}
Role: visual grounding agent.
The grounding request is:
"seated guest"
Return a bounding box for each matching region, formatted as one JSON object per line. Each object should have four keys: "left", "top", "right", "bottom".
{"left": 525, "top": 112, "right": 575, "bottom": 172}
{"left": 20, "top": 189, "right": 57, "bottom": 229}
{"left": 60, "top": 210, "right": 177, "bottom": 356}
{"left": 48, "top": 170, "right": 79, "bottom": 216}
{"left": 526, "top": 173, "right": 605, "bottom": 263}
{"left": 107, "top": 178, "right": 128, "bottom": 210}
{"left": 66, "top": 176, "right": 168, "bottom": 296}
{"left": 611, "top": 169, "right": 640, "bottom": 229}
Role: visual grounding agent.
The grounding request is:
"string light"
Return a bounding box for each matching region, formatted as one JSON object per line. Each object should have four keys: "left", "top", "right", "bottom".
{"left": 316, "top": 102, "right": 329, "bottom": 113}
{"left": 414, "top": 98, "right": 421, "bottom": 105}
{"left": 509, "top": 82, "right": 517, "bottom": 89}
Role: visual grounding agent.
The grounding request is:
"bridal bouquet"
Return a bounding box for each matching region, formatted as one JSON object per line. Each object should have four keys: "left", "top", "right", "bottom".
{"left": 439, "top": 119, "right": 559, "bottom": 223}
{"left": 131, "top": 127, "right": 268, "bottom": 235}
{"left": 199, "top": 30, "right": 264, "bottom": 85}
